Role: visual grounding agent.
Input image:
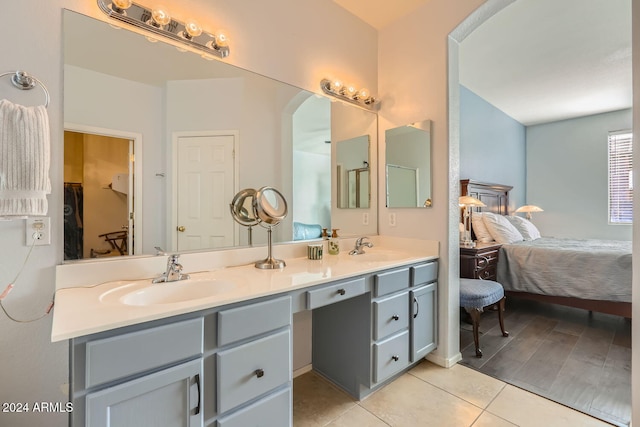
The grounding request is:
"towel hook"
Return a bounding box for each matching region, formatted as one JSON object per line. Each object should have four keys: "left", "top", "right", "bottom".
{"left": 0, "top": 71, "right": 50, "bottom": 108}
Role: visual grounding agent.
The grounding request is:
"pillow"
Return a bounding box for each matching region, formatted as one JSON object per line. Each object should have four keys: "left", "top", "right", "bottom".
{"left": 505, "top": 216, "right": 541, "bottom": 241}
{"left": 471, "top": 212, "right": 494, "bottom": 243}
{"left": 482, "top": 212, "right": 524, "bottom": 244}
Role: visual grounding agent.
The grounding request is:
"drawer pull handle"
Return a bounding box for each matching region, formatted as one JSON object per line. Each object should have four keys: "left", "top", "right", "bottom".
{"left": 477, "top": 256, "right": 490, "bottom": 268}
{"left": 391, "top": 355, "right": 399, "bottom": 362}
{"left": 391, "top": 314, "right": 399, "bottom": 321}
{"left": 194, "top": 374, "right": 201, "bottom": 415}
{"left": 413, "top": 297, "right": 419, "bottom": 319}
{"left": 337, "top": 289, "right": 346, "bottom": 296}
{"left": 255, "top": 368, "right": 265, "bottom": 378}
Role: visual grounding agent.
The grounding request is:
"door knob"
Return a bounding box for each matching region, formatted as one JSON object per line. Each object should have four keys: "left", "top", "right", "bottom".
{"left": 177, "top": 226, "right": 186, "bottom": 232}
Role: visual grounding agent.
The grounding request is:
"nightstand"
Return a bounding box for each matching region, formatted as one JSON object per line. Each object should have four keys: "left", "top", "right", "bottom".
{"left": 460, "top": 242, "right": 502, "bottom": 280}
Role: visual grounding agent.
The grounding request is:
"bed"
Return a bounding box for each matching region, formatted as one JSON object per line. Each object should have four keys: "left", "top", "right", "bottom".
{"left": 461, "top": 179, "right": 632, "bottom": 318}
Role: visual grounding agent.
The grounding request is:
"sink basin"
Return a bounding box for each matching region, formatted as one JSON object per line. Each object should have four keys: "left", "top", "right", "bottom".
{"left": 100, "top": 278, "right": 235, "bottom": 306}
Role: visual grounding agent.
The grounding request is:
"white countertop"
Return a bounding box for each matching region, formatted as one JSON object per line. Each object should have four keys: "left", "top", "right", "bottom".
{"left": 51, "top": 237, "right": 438, "bottom": 342}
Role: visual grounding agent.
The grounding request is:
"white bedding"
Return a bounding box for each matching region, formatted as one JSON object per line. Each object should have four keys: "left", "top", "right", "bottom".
{"left": 496, "top": 237, "right": 632, "bottom": 303}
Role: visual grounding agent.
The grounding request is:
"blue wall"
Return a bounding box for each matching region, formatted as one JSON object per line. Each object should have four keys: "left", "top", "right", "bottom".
{"left": 527, "top": 109, "right": 632, "bottom": 240}
{"left": 459, "top": 85, "right": 526, "bottom": 212}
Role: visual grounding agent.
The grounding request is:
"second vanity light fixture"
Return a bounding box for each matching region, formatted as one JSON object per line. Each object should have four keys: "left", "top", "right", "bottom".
{"left": 320, "top": 78, "right": 379, "bottom": 110}
{"left": 97, "top": 0, "right": 230, "bottom": 59}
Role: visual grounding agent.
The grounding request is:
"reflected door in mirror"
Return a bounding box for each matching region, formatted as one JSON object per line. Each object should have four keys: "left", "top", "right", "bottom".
{"left": 174, "top": 133, "right": 236, "bottom": 251}
{"left": 385, "top": 120, "right": 432, "bottom": 208}
{"left": 336, "top": 135, "right": 370, "bottom": 209}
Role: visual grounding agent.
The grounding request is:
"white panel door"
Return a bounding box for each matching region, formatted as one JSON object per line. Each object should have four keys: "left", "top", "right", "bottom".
{"left": 176, "top": 135, "right": 235, "bottom": 251}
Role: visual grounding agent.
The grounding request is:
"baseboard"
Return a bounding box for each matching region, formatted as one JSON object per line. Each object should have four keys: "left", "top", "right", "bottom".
{"left": 293, "top": 364, "right": 313, "bottom": 378}
{"left": 425, "top": 352, "right": 462, "bottom": 368}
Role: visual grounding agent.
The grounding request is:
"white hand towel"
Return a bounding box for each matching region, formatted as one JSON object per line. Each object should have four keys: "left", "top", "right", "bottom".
{"left": 0, "top": 99, "right": 51, "bottom": 216}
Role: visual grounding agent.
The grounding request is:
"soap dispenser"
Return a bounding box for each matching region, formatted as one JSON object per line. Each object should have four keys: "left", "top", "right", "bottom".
{"left": 328, "top": 228, "right": 340, "bottom": 255}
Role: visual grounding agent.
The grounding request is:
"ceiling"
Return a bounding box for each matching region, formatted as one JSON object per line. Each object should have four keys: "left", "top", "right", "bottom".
{"left": 332, "top": 0, "right": 432, "bottom": 30}
{"left": 333, "top": 0, "right": 632, "bottom": 125}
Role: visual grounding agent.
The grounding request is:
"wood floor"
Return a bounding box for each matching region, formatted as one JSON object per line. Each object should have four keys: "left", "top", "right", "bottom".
{"left": 459, "top": 297, "right": 632, "bottom": 427}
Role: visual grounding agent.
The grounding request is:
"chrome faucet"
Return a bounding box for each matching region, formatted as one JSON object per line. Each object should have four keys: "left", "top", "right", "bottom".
{"left": 153, "top": 254, "right": 190, "bottom": 283}
{"left": 349, "top": 237, "right": 373, "bottom": 255}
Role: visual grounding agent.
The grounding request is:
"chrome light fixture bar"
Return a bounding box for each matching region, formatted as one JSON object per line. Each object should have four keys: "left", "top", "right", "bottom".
{"left": 97, "top": 0, "right": 230, "bottom": 59}
{"left": 320, "top": 79, "right": 379, "bottom": 111}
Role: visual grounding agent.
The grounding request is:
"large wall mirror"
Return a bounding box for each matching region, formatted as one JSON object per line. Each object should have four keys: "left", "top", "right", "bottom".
{"left": 385, "top": 120, "right": 432, "bottom": 208}
{"left": 63, "top": 10, "right": 377, "bottom": 261}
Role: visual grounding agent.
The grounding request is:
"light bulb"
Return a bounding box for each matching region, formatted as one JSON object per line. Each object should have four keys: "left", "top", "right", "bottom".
{"left": 358, "top": 88, "right": 370, "bottom": 100}
{"left": 112, "top": 0, "right": 132, "bottom": 11}
{"left": 345, "top": 84, "right": 357, "bottom": 98}
{"left": 184, "top": 19, "right": 202, "bottom": 38}
{"left": 151, "top": 6, "right": 172, "bottom": 27}
{"left": 331, "top": 80, "right": 343, "bottom": 93}
{"left": 215, "top": 30, "right": 229, "bottom": 47}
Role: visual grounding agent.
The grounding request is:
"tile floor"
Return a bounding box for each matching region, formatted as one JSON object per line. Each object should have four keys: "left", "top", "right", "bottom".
{"left": 293, "top": 361, "right": 613, "bottom": 426}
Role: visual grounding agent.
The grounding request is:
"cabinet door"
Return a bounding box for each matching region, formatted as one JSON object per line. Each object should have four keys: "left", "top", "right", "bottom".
{"left": 86, "top": 359, "right": 203, "bottom": 427}
{"left": 410, "top": 283, "right": 437, "bottom": 361}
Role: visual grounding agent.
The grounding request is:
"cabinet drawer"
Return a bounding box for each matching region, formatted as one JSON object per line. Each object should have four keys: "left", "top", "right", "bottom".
{"left": 411, "top": 262, "right": 437, "bottom": 286}
{"left": 218, "top": 296, "right": 291, "bottom": 346}
{"left": 217, "top": 387, "right": 291, "bottom": 427}
{"left": 373, "top": 292, "right": 409, "bottom": 340}
{"left": 374, "top": 268, "right": 409, "bottom": 297}
{"left": 373, "top": 331, "right": 409, "bottom": 383}
{"left": 85, "top": 317, "right": 203, "bottom": 388}
{"left": 477, "top": 264, "right": 497, "bottom": 280}
{"left": 306, "top": 277, "right": 366, "bottom": 309}
{"left": 217, "top": 329, "right": 291, "bottom": 413}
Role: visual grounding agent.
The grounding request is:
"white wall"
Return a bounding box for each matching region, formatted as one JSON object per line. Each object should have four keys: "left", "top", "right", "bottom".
{"left": 0, "top": 1, "right": 376, "bottom": 426}
{"left": 527, "top": 109, "right": 633, "bottom": 240}
{"left": 378, "top": 0, "right": 486, "bottom": 366}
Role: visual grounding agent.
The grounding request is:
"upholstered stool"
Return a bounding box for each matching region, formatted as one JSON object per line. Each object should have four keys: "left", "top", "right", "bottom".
{"left": 460, "top": 279, "right": 509, "bottom": 358}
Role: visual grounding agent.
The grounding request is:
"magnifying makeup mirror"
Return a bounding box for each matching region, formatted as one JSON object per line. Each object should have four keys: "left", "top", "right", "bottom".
{"left": 230, "top": 187, "right": 289, "bottom": 269}
{"left": 230, "top": 188, "right": 259, "bottom": 245}
{"left": 253, "top": 186, "right": 288, "bottom": 269}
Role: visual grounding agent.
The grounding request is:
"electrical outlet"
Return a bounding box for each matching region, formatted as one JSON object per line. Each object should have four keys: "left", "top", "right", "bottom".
{"left": 25, "top": 217, "right": 51, "bottom": 246}
{"left": 389, "top": 213, "right": 397, "bottom": 227}
{"left": 362, "top": 212, "right": 369, "bottom": 225}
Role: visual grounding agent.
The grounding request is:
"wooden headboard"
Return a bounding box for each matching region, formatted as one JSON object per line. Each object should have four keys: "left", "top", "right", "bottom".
{"left": 460, "top": 179, "right": 512, "bottom": 215}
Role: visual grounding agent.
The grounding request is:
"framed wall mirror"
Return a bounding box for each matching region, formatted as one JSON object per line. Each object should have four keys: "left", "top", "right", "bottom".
{"left": 385, "top": 120, "right": 432, "bottom": 208}
{"left": 62, "top": 10, "right": 377, "bottom": 261}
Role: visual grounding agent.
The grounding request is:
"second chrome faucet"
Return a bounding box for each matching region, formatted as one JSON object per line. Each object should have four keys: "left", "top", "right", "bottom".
{"left": 349, "top": 237, "right": 373, "bottom": 255}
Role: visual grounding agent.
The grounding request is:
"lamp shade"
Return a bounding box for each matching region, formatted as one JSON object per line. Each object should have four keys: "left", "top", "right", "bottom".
{"left": 458, "top": 195, "right": 486, "bottom": 207}
{"left": 515, "top": 205, "right": 543, "bottom": 213}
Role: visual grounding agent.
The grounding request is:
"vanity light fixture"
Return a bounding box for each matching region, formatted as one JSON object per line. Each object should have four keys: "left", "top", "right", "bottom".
{"left": 97, "top": 0, "right": 230, "bottom": 59}
{"left": 320, "top": 78, "right": 379, "bottom": 110}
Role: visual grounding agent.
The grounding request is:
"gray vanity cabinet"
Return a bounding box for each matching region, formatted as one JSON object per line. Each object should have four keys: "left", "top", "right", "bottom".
{"left": 71, "top": 296, "right": 293, "bottom": 427}
{"left": 85, "top": 359, "right": 203, "bottom": 427}
{"left": 215, "top": 296, "right": 292, "bottom": 425}
{"left": 410, "top": 263, "right": 438, "bottom": 361}
{"left": 312, "top": 260, "right": 438, "bottom": 399}
{"left": 71, "top": 317, "right": 205, "bottom": 427}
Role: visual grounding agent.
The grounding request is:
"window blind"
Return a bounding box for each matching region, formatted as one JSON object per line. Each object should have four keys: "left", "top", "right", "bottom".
{"left": 608, "top": 131, "right": 633, "bottom": 224}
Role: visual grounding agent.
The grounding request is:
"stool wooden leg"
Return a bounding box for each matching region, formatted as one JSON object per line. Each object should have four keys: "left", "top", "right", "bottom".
{"left": 498, "top": 296, "right": 509, "bottom": 337}
{"left": 465, "top": 307, "right": 483, "bottom": 358}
